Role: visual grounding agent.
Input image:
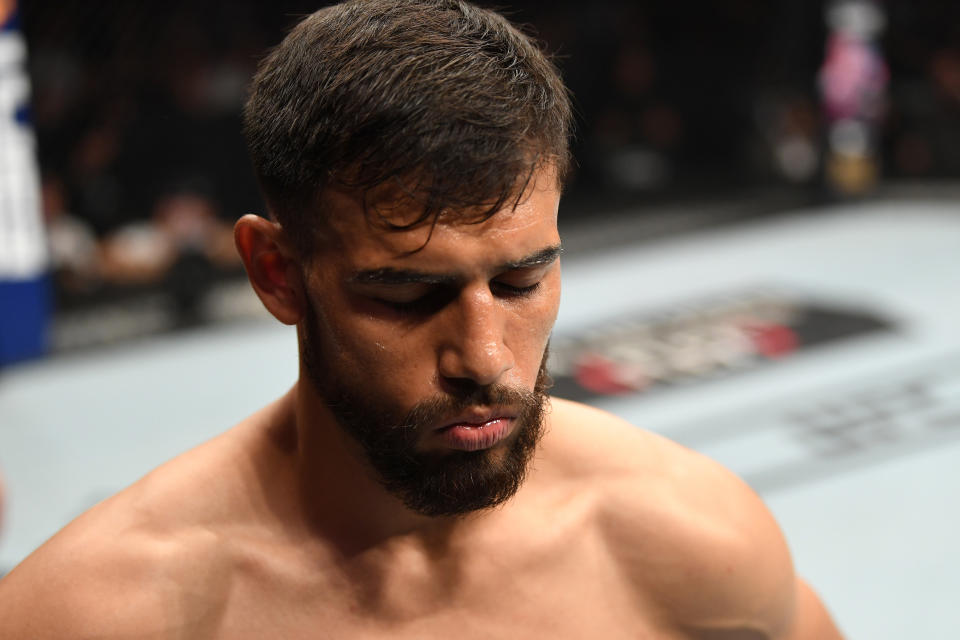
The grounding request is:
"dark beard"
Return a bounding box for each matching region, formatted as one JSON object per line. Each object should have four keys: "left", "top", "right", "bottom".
{"left": 301, "top": 302, "right": 551, "bottom": 517}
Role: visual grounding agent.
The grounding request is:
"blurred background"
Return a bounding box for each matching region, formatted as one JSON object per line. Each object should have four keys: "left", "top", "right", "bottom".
{"left": 1, "top": 1, "right": 959, "bottom": 638}
{"left": 5, "top": 0, "right": 959, "bottom": 348}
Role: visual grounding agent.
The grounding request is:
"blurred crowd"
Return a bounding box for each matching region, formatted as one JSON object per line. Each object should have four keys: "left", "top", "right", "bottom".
{"left": 19, "top": 0, "right": 960, "bottom": 309}
{"left": 23, "top": 3, "right": 264, "bottom": 308}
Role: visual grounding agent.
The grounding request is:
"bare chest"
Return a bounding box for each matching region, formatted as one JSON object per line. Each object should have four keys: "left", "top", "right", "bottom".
{"left": 215, "top": 575, "right": 674, "bottom": 640}
{"left": 211, "top": 538, "right": 679, "bottom": 639}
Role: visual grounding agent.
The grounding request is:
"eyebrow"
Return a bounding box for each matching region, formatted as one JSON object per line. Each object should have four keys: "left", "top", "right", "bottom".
{"left": 348, "top": 244, "right": 563, "bottom": 286}
{"left": 495, "top": 244, "right": 563, "bottom": 271}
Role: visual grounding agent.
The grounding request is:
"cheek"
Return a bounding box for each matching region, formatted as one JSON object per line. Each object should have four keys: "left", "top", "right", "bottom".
{"left": 508, "top": 278, "right": 561, "bottom": 368}
{"left": 308, "top": 297, "right": 382, "bottom": 373}
{"left": 305, "top": 274, "right": 435, "bottom": 402}
{"left": 329, "top": 314, "right": 438, "bottom": 395}
{"left": 536, "top": 267, "right": 562, "bottom": 337}
{"left": 330, "top": 317, "right": 404, "bottom": 370}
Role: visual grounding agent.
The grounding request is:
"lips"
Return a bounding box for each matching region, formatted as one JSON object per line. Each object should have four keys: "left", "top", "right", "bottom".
{"left": 436, "top": 409, "right": 516, "bottom": 432}
{"left": 434, "top": 410, "right": 518, "bottom": 451}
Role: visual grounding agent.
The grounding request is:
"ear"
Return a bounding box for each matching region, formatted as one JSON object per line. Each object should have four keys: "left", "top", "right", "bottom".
{"left": 234, "top": 214, "right": 305, "bottom": 325}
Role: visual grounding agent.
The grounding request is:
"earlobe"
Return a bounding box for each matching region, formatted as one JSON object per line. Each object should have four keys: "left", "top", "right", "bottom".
{"left": 234, "top": 214, "right": 305, "bottom": 325}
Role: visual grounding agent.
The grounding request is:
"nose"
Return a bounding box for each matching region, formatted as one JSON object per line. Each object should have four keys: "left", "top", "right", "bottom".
{"left": 437, "top": 286, "right": 514, "bottom": 388}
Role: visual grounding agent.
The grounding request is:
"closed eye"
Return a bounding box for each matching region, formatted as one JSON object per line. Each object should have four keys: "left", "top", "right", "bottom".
{"left": 374, "top": 287, "right": 456, "bottom": 315}
{"left": 491, "top": 281, "right": 541, "bottom": 298}
{"left": 376, "top": 280, "right": 540, "bottom": 313}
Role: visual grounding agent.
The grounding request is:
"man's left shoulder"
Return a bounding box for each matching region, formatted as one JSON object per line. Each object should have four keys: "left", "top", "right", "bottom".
{"left": 546, "top": 397, "right": 808, "bottom": 637}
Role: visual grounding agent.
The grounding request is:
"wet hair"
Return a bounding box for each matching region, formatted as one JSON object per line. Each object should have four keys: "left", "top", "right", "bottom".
{"left": 243, "top": 0, "right": 572, "bottom": 255}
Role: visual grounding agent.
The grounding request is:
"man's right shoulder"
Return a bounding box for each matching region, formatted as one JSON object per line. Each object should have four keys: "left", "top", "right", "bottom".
{"left": 0, "top": 475, "right": 236, "bottom": 638}
{"left": 0, "top": 488, "right": 234, "bottom": 639}
{"left": 0, "top": 422, "right": 260, "bottom": 640}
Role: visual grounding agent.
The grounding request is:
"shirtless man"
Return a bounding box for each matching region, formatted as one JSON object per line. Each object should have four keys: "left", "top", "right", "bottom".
{"left": 0, "top": 1, "right": 842, "bottom": 637}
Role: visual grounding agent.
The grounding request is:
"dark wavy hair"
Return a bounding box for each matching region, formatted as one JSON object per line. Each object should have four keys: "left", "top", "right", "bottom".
{"left": 243, "top": 0, "right": 573, "bottom": 255}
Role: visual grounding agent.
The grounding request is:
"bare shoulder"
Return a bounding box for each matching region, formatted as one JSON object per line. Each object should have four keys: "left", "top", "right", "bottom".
{"left": 0, "top": 405, "right": 281, "bottom": 639}
{"left": 0, "top": 489, "right": 233, "bottom": 638}
{"left": 545, "top": 397, "right": 841, "bottom": 638}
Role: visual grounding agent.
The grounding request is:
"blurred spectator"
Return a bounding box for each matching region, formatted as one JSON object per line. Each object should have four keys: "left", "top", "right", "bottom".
{"left": 42, "top": 174, "right": 100, "bottom": 293}
{"left": 588, "top": 39, "right": 682, "bottom": 192}
{"left": 819, "top": 0, "right": 888, "bottom": 195}
{"left": 67, "top": 120, "right": 127, "bottom": 234}
{"left": 98, "top": 220, "right": 173, "bottom": 286}
{"left": 930, "top": 46, "right": 960, "bottom": 106}
{"left": 100, "top": 187, "right": 238, "bottom": 287}
{"left": 754, "top": 91, "right": 821, "bottom": 184}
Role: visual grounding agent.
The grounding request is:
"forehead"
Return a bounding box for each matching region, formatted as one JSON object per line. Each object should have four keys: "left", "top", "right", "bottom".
{"left": 319, "top": 168, "right": 562, "bottom": 268}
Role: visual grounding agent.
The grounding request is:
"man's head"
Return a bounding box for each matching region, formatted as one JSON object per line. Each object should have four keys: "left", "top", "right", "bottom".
{"left": 243, "top": 0, "right": 572, "bottom": 256}
{"left": 237, "top": 0, "right": 571, "bottom": 518}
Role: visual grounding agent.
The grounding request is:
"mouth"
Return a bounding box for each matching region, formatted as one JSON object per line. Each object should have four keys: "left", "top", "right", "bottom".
{"left": 435, "top": 409, "right": 517, "bottom": 431}
{"left": 433, "top": 409, "right": 518, "bottom": 451}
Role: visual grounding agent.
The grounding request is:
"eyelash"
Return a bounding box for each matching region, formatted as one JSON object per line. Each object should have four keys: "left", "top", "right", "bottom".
{"left": 491, "top": 281, "right": 541, "bottom": 297}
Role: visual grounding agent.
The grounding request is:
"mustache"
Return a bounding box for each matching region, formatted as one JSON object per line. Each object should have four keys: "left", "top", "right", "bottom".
{"left": 396, "top": 384, "right": 541, "bottom": 432}
{"left": 395, "top": 354, "right": 554, "bottom": 434}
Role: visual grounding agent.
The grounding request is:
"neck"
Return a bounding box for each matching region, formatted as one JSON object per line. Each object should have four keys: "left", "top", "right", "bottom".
{"left": 288, "top": 376, "right": 475, "bottom": 554}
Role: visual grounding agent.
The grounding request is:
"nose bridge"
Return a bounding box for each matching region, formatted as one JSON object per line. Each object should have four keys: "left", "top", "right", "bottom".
{"left": 440, "top": 284, "right": 513, "bottom": 385}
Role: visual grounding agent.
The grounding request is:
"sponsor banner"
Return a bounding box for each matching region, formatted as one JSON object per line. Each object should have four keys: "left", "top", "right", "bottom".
{"left": 548, "top": 288, "right": 895, "bottom": 403}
